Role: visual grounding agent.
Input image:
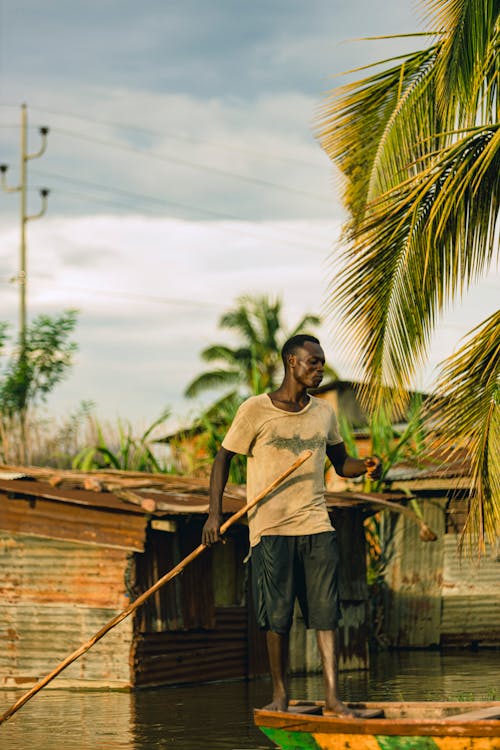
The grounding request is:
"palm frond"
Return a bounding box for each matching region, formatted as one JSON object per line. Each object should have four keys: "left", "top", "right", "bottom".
{"left": 427, "top": 310, "right": 500, "bottom": 551}
{"left": 184, "top": 369, "right": 242, "bottom": 399}
{"left": 317, "top": 2, "right": 499, "bottom": 554}
{"left": 425, "top": 0, "right": 500, "bottom": 117}
{"left": 220, "top": 296, "right": 260, "bottom": 345}
{"left": 326, "top": 123, "right": 500, "bottom": 413}
{"left": 316, "top": 45, "right": 439, "bottom": 224}
{"left": 200, "top": 344, "right": 241, "bottom": 364}
{"left": 141, "top": 407, "right": 171, "bottom": 441}
{"left": 288, "top": 314, "right": 321, "bottom": 337}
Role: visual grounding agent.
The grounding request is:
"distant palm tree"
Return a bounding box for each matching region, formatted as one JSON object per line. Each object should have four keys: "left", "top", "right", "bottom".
{"left": 317, "top": 0, "right": 499, "bottom": 548}
{"left": 185, "top": 294, "right": 334, "bottom": 399}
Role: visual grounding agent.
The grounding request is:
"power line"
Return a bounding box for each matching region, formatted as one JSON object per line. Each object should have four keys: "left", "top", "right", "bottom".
{"left": 2, "top": 106, "right": 338, "bottom": 248}
{"left": 1, "top": 102, "right": 322, "bottom": 170}
{"left": 44, "top": 187, "right": 163, "bottom": 214}
{"left": 49, "top": 126, "right": 333, "bottom": 205}
{"left": 2, "top": 104, "right": 337, "bottom": 242}
{"left": 30, "top": 280, "right": 335, "bottom": 318}
{"left": 31, "top": 168, "right": 334, "bottom": 253}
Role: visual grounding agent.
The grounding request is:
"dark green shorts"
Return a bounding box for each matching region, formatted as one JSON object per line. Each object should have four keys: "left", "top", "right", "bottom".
{"left": 251, "top": 531, "right": 341, "bottom": 634}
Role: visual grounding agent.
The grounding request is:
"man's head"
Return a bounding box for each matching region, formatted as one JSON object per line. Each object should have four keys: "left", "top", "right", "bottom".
{"left": 281, "top": 334, "right": 325, "bottom": 389}
{"left": 281, "top": 334, "right": 320, "bottom": 366}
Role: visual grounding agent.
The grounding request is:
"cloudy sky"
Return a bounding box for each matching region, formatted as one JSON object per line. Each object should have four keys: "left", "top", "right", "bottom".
{"left": 0, "top": 1, "right": 498, "bottom": 430}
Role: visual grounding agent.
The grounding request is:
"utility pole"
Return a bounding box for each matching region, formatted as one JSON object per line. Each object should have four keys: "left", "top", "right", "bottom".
{"left": 0, "top": 103, "right": 50, "bottom": 462}
{"left": 0, "top": 103, "right": 50, "bottom": 352}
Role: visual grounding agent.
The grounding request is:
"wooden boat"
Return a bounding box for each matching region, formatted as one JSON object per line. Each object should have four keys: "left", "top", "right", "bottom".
{"left": 254, "top": 699, "right": 500, "bottom": 749}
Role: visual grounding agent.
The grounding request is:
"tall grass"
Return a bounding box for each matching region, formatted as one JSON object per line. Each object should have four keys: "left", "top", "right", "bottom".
{"left": 72, "top": 409, "right": 176, "bottom": 474}
{"left": 0, "top": 401, "right": 95, "bottom": 468}
{"left": 0, "top": 403, "right": 177, "bottom": 474}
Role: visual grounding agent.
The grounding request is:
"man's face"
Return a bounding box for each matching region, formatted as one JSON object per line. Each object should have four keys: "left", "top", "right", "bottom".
{"left": 289, "top": 342, "right": 325, "bottom": 388}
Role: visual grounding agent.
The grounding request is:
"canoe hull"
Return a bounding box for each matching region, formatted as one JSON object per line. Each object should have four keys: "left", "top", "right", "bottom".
{"left": 259, "top": 727, "right": 499, "bottom": 749}
{"left": 254, "top": 701, "right": 500, "bottom": 750}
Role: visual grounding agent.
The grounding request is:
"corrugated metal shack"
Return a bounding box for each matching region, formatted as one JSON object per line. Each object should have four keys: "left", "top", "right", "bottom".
{"left": 381, "top": 462, "right": 500, "bottom": 649}
{"left": 0, "top": 465, "right": 401, "bottom": 690}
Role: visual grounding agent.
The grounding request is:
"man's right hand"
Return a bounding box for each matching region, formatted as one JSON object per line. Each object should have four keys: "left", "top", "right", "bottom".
{"left": 202, "top": 513, "right": 223, "bottom": 546}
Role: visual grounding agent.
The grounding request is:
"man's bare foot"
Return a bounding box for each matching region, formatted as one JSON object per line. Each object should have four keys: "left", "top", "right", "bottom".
{"left": 322, "top": 700, "right": 357, "bottom": 718}
{"left": 261, "top": 693, "right": 288, "bottom": 711}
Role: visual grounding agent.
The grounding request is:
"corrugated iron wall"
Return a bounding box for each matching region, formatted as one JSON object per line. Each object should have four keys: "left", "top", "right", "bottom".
{"left": 131, "top": 521, "right": 257, "bottom": 686}
{"left": 381, "top": 497, "right": 500, "bottom": 648}
{"left": 132, "top": 607, "right": 248, "bottom": 686}
{"left": 0, "top": 531, "right": 134, "bottom": 688}
{"left": 132, "top": 524, "right": 217, "bottom": 633}
{"left": 382, "top": 499, "right": 446, "bottom": 647}
{"left": 441, "top": 535, "right": 500, "bottom": 646}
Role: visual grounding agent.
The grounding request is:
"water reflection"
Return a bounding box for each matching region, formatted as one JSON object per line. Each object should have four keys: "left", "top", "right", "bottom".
{"left": 0, "top": 650, "right": 498, "bottom": 749}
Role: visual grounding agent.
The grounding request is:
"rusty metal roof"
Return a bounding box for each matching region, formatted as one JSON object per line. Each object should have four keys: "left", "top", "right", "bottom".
{"left": 0, "top": 467, "right": 245, "bottom": 516}
{"left": 0, "top": 463, "right": 413, "bottom": 550}
{"left": 385, "top": 460, "right": 471, "bottom": 492}
{"left": 0, "top": 464, "right": 405, "bottom": 513}
{"left": 0, "top": 467, "right": 240, "bottom": 550}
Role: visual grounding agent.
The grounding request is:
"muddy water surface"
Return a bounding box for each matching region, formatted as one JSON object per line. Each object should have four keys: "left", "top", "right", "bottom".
{"left": 1, "top": 650, "right": 499, "bottom": 749}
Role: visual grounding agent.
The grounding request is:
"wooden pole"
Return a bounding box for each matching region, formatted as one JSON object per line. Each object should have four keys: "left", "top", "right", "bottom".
{"left": 0, "top": 449, "right": 312, "bottom": 725}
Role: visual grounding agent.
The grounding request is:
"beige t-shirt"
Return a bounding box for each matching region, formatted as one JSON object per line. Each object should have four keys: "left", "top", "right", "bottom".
{"left": 222, "top": 393, "right": 343, "bottom": 547}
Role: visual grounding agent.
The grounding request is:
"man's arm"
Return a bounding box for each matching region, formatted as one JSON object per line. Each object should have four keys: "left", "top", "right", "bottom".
{"left": 326, "top": 441, "right": 382, "bottom": 480}
{"left": 202, "top": 446, "right": 235, "bottom": 546}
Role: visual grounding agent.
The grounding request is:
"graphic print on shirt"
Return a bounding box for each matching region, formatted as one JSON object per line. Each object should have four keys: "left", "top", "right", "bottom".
{"left": 266, "top": 431, "right": 325, "bottom": 455}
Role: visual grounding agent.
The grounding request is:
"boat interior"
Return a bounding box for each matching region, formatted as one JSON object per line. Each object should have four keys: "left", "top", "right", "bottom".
{"left": 286, "top": 700, "right": 500, "bottom": 722}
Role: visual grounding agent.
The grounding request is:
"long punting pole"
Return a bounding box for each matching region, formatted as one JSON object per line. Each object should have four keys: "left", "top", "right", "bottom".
{"left": 0, "top": 449, "right": 312, "bottom": 725}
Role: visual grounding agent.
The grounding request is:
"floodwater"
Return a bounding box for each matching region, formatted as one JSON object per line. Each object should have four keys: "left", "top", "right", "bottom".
{"left": 1, "top": 650, "right": 499, "bottom": 749}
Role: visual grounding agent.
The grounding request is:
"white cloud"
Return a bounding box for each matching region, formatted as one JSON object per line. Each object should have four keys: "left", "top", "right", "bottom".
{"left": 1, "top": 1, "right": 497, "bottom": 435}
{"left": 1, "top": 214, "right": 498, "bottom": 428}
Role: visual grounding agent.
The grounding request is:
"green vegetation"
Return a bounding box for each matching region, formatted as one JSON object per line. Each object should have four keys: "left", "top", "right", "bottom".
{"left": 318, "top": 0, "right": 500, "bottom": 550}
{"left": 170, "top": 393, "right": 247, "bottom": 483}
{"left": 25, "top": 400, "right": 95, "bottom": 468}
{"left": 0, "top": 310, "right": 78, "bottom": 464}
{"left": 338, "top": 395, "right": 429, "bottom": 586}
{"left": 72, "top": 409, "right": 174, "bottom": 473}
{"left": 179, "top": 293, "right": 333, "bottom": 482}
{"left": 184, "top": 293, "right": 333, "bottom": 401}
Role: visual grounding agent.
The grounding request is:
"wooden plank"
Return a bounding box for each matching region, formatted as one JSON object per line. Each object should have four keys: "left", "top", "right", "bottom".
{"left": 444, "top": 706, "right": 500, "bottom": 722}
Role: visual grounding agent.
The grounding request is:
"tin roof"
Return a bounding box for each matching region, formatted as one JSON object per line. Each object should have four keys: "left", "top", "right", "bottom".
{"left": 0, "top": 467, "right": 244, "bottom": 550}
{"left": 0, "top": 464, "right": 410, "bottom": 532}
{"left": 384, "top": 448, "right": 471, "bottom": 490}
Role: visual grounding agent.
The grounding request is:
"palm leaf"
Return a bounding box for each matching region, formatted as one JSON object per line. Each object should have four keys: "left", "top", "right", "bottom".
{"left": 317, "top": 1, "right": 499, "bottom": 554}
{"left": 425, "top": 0, "right": 500, "bottom": 117}
{"left": 200, "top": 344, "right": 241, "bottom": 364}
{"left": 184, "top": 369, "right": 242, "bottom": 399}
{"left": 322, "top": 121, "right": 500, "bottom": 414}
{"left": 427, "top": 311, "right": 500, "bottom": 551}
{"left": 288, "top": 313, "right": 321, "bottom": 337}
{"left": 316, "top": 44, "right": 439, "bottom": 224}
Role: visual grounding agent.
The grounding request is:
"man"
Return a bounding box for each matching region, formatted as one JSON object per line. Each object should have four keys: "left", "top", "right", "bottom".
{"left": 202, "top": 334, "right": 381, "bottom": 715}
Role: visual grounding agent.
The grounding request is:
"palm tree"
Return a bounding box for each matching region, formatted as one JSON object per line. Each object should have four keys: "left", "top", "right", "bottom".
{"left": 184, "top": 293, "right": 333, "bottom": 399}
{"left": 317, "top": 0, "right": 499, "bottom": 549}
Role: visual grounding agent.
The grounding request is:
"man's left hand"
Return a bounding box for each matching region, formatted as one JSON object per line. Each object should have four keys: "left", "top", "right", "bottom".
{"left": 363, "top": 455, "right": 382, "bottom": 480}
